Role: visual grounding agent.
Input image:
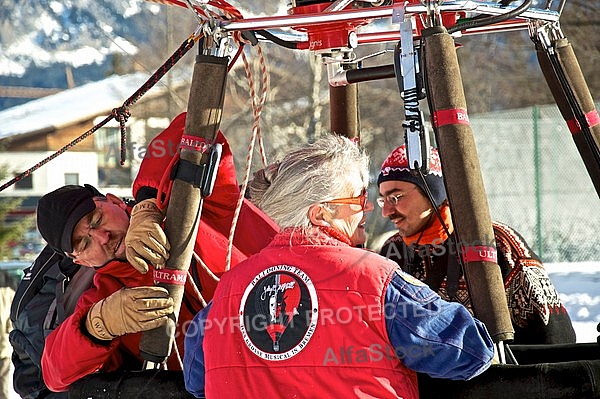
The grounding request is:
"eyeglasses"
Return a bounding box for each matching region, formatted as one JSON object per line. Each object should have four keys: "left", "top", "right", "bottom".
{"left": 325, "top": 189, "right": 369, "bottom": 210}
{"left": 68, "top": 207, "right": 104, "bottom": 258}
{"left": 376, "top": 187, "right": 418, "bottom": 208}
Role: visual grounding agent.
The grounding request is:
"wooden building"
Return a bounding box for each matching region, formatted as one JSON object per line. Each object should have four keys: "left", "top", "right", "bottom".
{"left": 0, "top": 72, "right": 189, "bottom": 260}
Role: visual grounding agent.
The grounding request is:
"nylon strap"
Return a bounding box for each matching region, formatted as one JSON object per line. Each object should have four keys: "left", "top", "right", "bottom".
{"left": 432, "top": 108, "right": 470, "bottom": 127}
{"left": 566, "top": 109, "right": 600, "bottom": 134}
{"left": 153, "top": 269, "right": 187, "bottom": 286}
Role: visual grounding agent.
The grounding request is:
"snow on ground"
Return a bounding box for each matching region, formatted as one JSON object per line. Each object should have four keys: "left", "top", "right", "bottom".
{"left": 545, "top": 262, "right": 600, "bottom": 343}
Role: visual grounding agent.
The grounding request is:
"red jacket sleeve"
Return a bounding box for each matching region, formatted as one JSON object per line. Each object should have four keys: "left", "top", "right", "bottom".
{"left": 132, "top": 111, "right": 240, "bottom": 213}
{"left": 131, "top": 113, "right": 279, "bottom": 297}
{"left": 41, "top": 262, "right": 154, "bottom": 392}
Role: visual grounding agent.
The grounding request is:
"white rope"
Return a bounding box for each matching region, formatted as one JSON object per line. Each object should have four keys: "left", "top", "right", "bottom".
{"left": 225, "top": 44, "right": 269, "bottom": 271}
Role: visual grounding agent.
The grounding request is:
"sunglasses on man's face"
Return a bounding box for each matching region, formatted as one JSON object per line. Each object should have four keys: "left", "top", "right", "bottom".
{"left": 325, "top": 189, "right": 369, "bottom": 210}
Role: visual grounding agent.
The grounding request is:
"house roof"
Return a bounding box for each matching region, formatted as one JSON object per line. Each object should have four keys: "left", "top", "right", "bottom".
{"left": 0, "top": 72, "right": 184, "bottom": 141}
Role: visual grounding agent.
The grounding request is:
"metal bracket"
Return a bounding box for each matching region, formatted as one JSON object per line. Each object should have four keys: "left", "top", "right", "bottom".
{"left": 324, "top": 50, "right": 358, "bottom": 87}
{"left": 201, "top": 19, "right": 231, "bottom": 57}
{"left": 396, "top": 15, "right": 430, "bottom": 173}
{"left": 180, "top": 0, "right": 232, "bottom": 57}
{"left": 530, "top": 20, "right": 564, "bottom": 53}
{"left": 422, "top": 0, "right": 444, "bottom": 28}
{"left": 201, "top": 143, "right": 222, "bottom": 198}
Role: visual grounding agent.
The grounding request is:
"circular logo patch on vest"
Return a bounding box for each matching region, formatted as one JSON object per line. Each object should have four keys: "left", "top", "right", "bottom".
{"left": 239, "top": 265, "right": 318, "bottom": 361}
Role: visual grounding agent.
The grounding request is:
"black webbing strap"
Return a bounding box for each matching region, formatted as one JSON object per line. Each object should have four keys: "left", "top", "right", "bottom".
{"left": 170, "top": 159, "right": 207, "bottom": 188}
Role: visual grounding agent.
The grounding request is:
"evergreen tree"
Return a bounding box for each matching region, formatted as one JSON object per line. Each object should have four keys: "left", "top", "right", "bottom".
{"left": 0, "top": 166, "right": 34, "bottom": 261}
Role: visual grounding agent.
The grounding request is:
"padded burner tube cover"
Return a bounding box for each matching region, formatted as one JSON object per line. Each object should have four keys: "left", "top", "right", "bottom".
{"left": 422, "top": 26, "right": 513, "bottom": 342}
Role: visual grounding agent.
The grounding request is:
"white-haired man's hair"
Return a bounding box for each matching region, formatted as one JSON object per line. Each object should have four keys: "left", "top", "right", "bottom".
{"left": 251, "top": 134, "right": 370, "bottom": 229}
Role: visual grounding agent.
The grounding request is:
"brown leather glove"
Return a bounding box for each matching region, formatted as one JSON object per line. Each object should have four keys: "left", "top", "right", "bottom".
{"left": 125, "top": 198, "right": 170, "bottom": 274}
{"left": 85, "top": 286, "right": 174, "bottom": 341}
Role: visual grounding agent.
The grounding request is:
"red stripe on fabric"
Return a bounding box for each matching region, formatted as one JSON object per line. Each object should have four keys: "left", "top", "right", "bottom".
{"left": 180, "top": 135, "right": 212, "bottom": 153}
{"left": 461, "top": 245, "right": 497, "bottom": 263}
{"left": 566, "top": 110, "right": 600, "bottom": 134}
{"left": 432, "top": 108, "right": 470, "bottom": 127}
{"left": 153, "top": 268, "right": 187, "bottom": 285}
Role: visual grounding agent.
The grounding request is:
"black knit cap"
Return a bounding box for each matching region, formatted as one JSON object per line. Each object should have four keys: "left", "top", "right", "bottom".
{"left": 36, "top": 184, "right": 104, "bottom": 254}
{"left": 377, "top": 145, "right": 447, "bottom": 207}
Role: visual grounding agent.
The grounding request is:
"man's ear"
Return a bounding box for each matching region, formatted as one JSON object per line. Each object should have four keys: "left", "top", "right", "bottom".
{"left": 71, "top": 258, "right": 86, "bottom": 267}
{"left": 308, "top": 204, "right": 331, "bottom": 227}
{"left": 67, "top": 253, "right": 90, "bottom": 267}
{"left": 105, "top": 193, "right": 127, "bottom": 210}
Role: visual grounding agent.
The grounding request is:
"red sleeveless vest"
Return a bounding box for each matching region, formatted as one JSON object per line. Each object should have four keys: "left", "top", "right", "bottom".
{"left": 204, "top": 229, "right": 419, "bottom": 398}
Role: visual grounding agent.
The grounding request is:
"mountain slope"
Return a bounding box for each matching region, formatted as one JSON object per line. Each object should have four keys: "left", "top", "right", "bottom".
{"left": 0, "top": 0, "right": 164, "bottom": 75}
{"left": 0, "top": 0, "right": 170, "bottom": 109}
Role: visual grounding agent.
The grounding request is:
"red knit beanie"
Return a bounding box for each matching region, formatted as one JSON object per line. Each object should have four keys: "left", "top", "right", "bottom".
{"left": 377, "top": 145, "right": 447, "bottom": 206}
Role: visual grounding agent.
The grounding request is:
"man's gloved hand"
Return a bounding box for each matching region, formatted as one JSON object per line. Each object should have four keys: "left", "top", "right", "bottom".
{"left": 85, "top": 286, "right": 174, "bottom": 341}
{"left": 125, "top": 198, "right": 170, "bottom": 274}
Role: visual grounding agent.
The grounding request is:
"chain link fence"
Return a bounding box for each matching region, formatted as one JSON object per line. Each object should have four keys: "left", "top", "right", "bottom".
{"left": 471, "top": 103, "right": 600, "bottom": 263}
{"left": 365, "top": 102, "right": 600, "bottom": 263}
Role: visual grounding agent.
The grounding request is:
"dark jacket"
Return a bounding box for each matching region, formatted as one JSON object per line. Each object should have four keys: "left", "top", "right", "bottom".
{"left": 9, "top": 246, "right": 94, "bottom": 399}
{"left": 380, "top": 221, "right": 576, "bottom": 344}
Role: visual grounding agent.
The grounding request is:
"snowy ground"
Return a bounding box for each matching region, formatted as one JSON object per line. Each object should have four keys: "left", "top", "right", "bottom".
{"left": 546, "top": 262, "right": 600, "bottom": 343}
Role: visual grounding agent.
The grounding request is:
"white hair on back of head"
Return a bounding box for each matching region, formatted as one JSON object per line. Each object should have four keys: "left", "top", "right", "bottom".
{"left": 253, "top": 134, "right": 369, "bottom": 229}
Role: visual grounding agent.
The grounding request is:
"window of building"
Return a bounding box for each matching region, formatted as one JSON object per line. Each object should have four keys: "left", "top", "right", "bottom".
{"left": 64, "top": 173, "right": 79, "bottom": 185}
{"left": 96, "top": 127, "right": 132, "bottom": 187}
{"left": 14, "top": 174, "right": 33, "bottom": 189}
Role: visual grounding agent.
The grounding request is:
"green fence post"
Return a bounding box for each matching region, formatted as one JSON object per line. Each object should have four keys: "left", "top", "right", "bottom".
{"left": 533, "top": 105, "right": 543, "bottom": 259}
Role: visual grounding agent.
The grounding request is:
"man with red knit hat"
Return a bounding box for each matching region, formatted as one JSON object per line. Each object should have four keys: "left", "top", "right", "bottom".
{"left": 377, "top": 144, "right": 576, "bottom": 344}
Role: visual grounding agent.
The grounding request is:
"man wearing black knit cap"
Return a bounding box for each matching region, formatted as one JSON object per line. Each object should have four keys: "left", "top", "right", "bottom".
{"left": 34, "top": 184, "right": 174, "bottom": 392}
{"left": 377, "top": 144, "right": 576, "bottom": 345}
{"left": 37, "top": 184, "right": 108, "bottom": 259}
{"left": 37, "top": 183, "right": 171, "bottom": 268}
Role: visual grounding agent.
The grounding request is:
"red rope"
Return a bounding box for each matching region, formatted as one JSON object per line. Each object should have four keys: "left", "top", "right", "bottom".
{"left": 156, "top": 153, "right": 180, "bottom": 211}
